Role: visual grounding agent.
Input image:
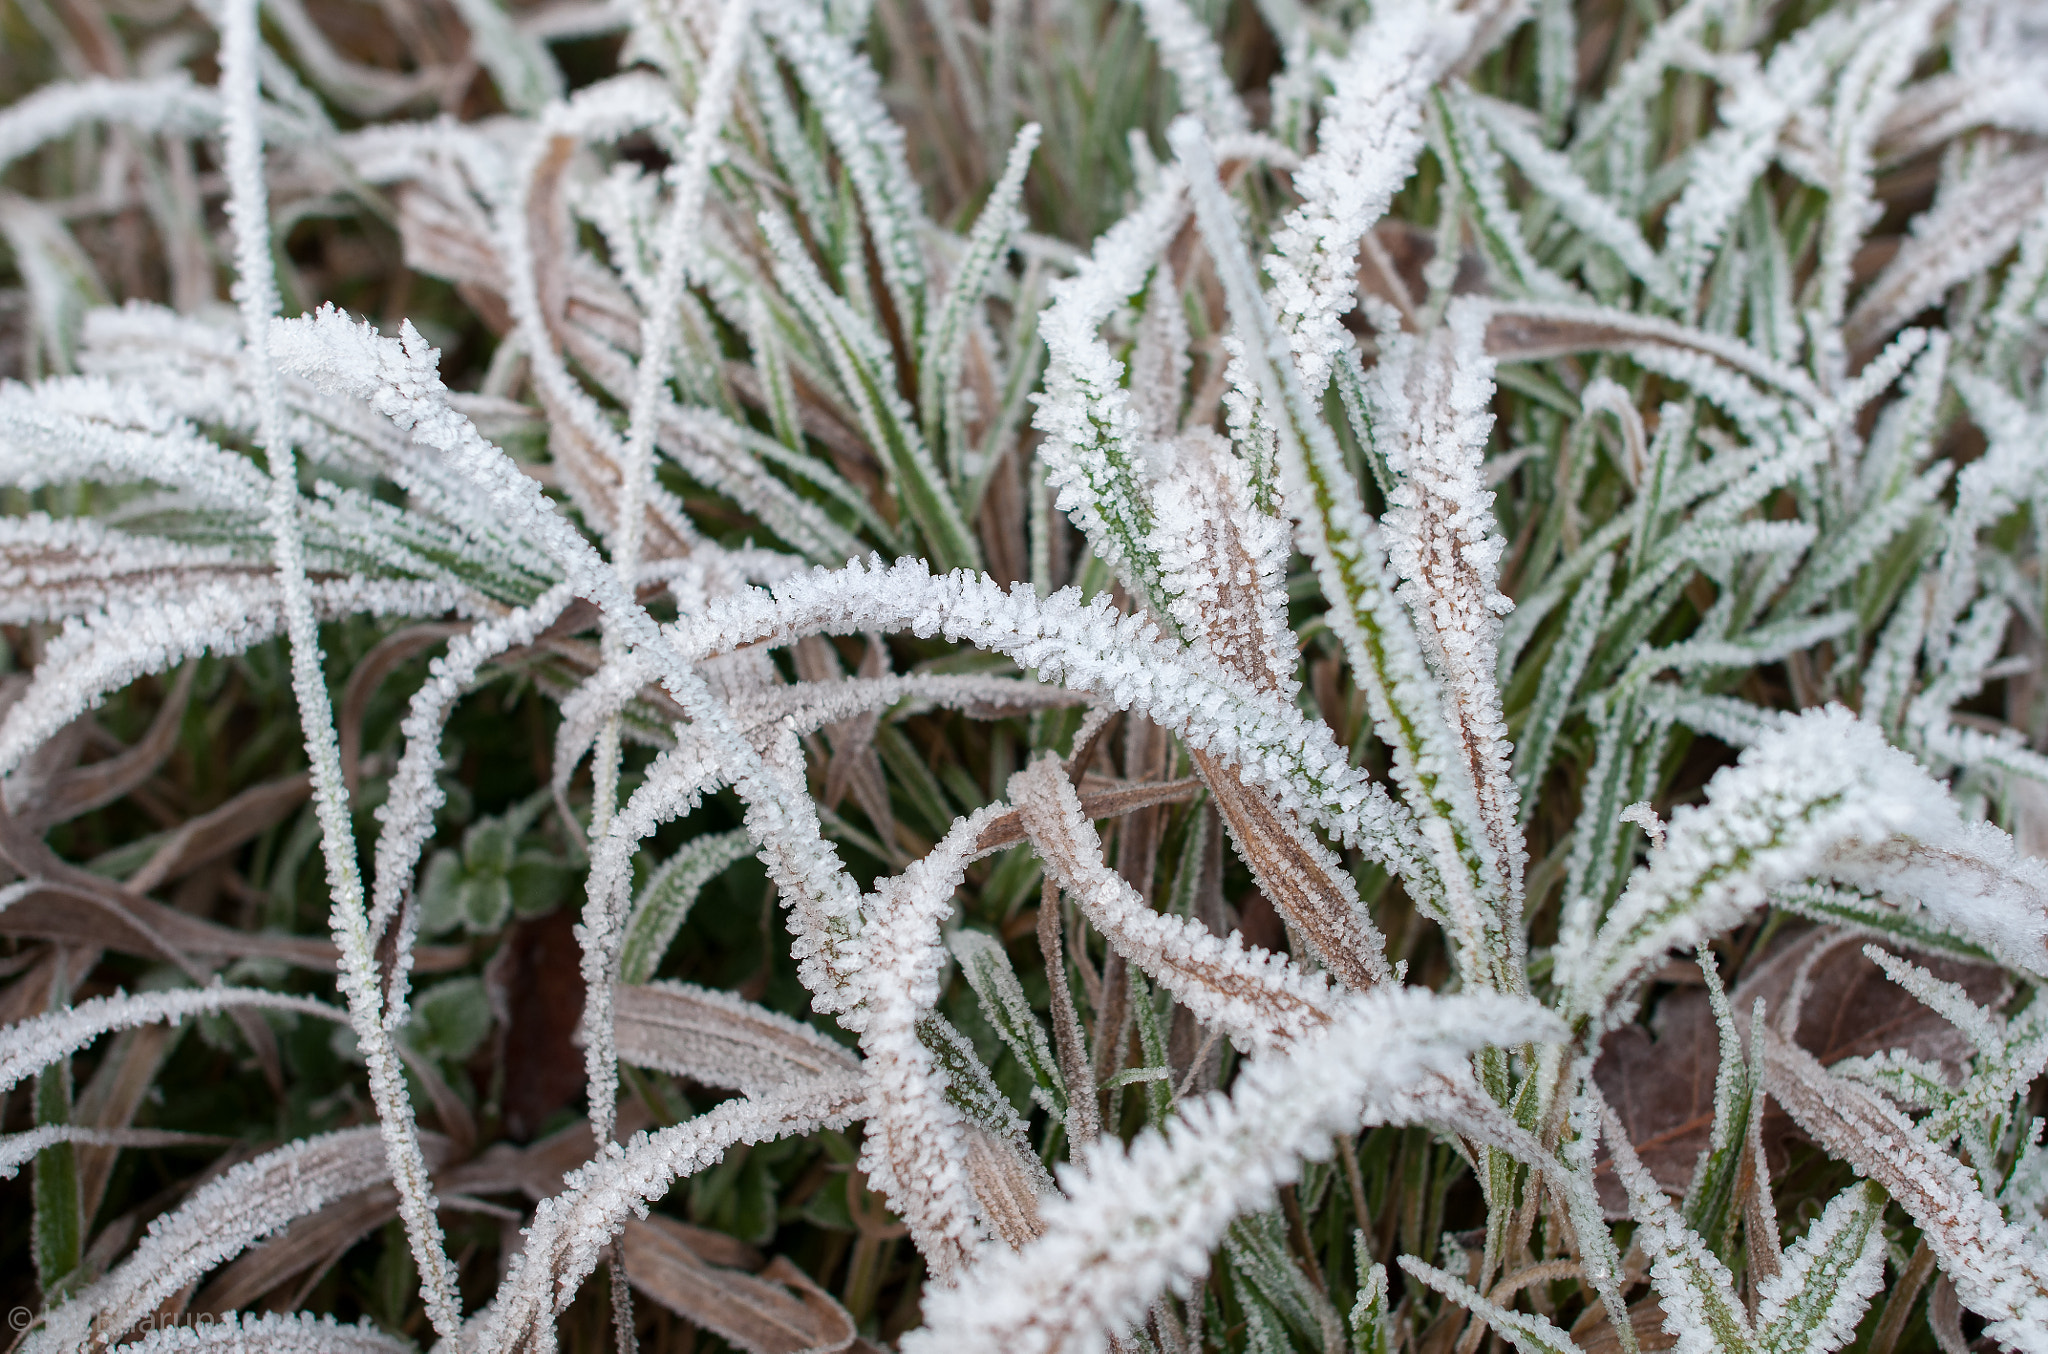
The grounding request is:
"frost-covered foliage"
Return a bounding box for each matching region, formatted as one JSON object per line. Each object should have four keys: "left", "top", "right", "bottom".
{"left": 2, "top": 0, "right": 2048, "bottom": 1351}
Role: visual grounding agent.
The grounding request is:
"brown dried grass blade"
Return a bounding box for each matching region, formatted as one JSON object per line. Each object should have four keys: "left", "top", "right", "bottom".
{"left": 794, "top": 636, "right": 898, "bottom": 860}
{"left": 1928, "top": 1278, "right": 1968, "bottom": 1354}
{"left": 620, "top": 1216, "right": 855, "bottom": 1354}
{"left": 1762, "top": 1025, "right": 2048, "bottom": 1340}
{"left": 613, "top": 981, "right": 862, "bottom": 1095}
{"left": 0, "top": 877, "right": 466, "bottom": 973}
{"left": 972, "top": 776, "right": 1206, "bottom": 855}
{"left": 72, "top": 1024, "right": 177, "bottom": 1224}
{"left": 1483, "top": 303, "right": 1816, "bottom": 406}
{"left": 338, "top": 623, "right": 467, "bottom": 795}
{"left": 1013, "top": 757, "right": 1337, "bottom": 1050}
{"left": 192, "top": 1185, "right": 399, "bottom": 1316}
{"left": 1038, "top": 877, "right": 1101, "bottom": 1146}
{"left": 1843, "top": 151, "right": 2048, "bottom": 359}
{"left": 186, "top": 1137, "right": 460, "bottom": 1317}
{"left": 1191, "top": 746, "right": 1391, "bottom": 991}
{"left": 124, "top": 774, "right": 312, "bottom": 896}
{"left": 25, "top": 664, "right": 195, "bottom": 829}
{"left": 438, "top": 1101, "right": 659, "bottom": 1202}
{"left": 964, "top": 1125, "right": 1047, "bottom": 1250}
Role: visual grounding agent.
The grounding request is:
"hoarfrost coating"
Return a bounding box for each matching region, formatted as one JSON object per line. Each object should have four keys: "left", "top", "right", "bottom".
{"left": 2, "top": 0, "right": 2047, "bottom": 1350}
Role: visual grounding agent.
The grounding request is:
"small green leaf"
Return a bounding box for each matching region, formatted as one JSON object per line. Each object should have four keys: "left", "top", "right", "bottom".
{"left": 458, "top": 873, "right": 513, "bottom": 932}
{"left": 417, "top": 849, "right": 465, "bottom": 937}
{"left": 463, "top": 816, "right": 518, "bottom": 875}
{"left": 508, "top": 852, "right": 575, "bottom": 918}
{"left": 408, "top": 977, "right": 493, "bottom": 1064}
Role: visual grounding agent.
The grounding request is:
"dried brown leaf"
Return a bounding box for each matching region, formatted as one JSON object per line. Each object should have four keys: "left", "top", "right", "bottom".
{"left": 486, "top": 907, "right": 588, "bottom": 1142}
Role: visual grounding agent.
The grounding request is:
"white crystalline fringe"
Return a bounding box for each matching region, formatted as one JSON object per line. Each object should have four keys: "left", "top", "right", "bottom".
{"left": 0, "top": 1126, "right": 218, "bottom": 1180}
{"left": 1765, "top": 1029, "right": 2048, "bottom": 1352}
{"left": 368, "top": 582, "right": 576, "bottom": 945}
{"left": 1373, "top": 299, "right": 1522, "bottom": 971}
{"left": 843, "top": 805, "right": 1008, "bottom": 1273}
{"left": 114, "top": 1313, "right": 412, "bottom": 1354}
{"left": 760, "top": 1, "right": 930, "bottom": 327}
{"left": 613, "top": 979, "right": 861, "bottom": 1095}
{"left": 1130, "top": 0, "right": 1251, "bottom": 137}
{"left": 1009, "top": 755, "right": 1336, "bottom": 1051}
{"left": 1033, "top": 175, "right": 1188, "bottom": 613}
{"left": 1171, "top": 117, "right": 1466, "bottom": 943}
{"left": 0, "top": 575, "right": 463, "bottom": 783}
{"left": 1462, "top": 89, "right": 1680, "bottom": 307}
{"left": 674, "top": 556, "right": 1423, "bottom": 875}
{"left": 1754, "top": 1181, "right": 1887, "bottom": 1354}
{"left": 924, "top": 121, "right": 1042, "bottom": 477}
{"left": 950, "top": 928, "right": 1063, "bottom": 1113}
{"left": 1127, "top": 265, "right": 1189, "bottom": 448}
{"left": 0, "top": 984, "right": 342, "bottom": 1094}
{"left": 576, "top": 737, "right": 730, "bottom": 1142}
{"left": 1862, "top": 945, "right": 2006, "bottom": 1057}
{"left": 8, "top": 3, "right": 2048, "bottom": 1353}
{"left": 1264, "top": 0, "right": 1469, "bottom": 394}
{"left": 1660, "top": 8, "right": 1856, "bottom": 306}
{"left": 906, "top": 987, "right": 1560, "bottom": 1354}
{"left": 223, "top": 0, "right": 467, "bottom": 1332}
{"left": 0, "top": 74, "right": 219, "bottom": 175}
{"left": 618, "top": 829, "right": 758, "bottom": 986}
{"left": 487, "top": 88, "right": 660, "bottom": 532}
{"left": 1569, "top": 705, "right": 2048, "bottom": 1025}
{"left": 272, "top": 308, "right": 885, "bottom": 1337}
{"left": 0, "top": 514, "right": 257, "bottom": 625}
{"left": 0, "top": 377, "right": 272, "bottom": 511}
{"left": 1146, "top": 429, "right": 1297, "bottom": 695}
{"left": 25, "top": 1130, "right": 391, "bottom": 1354}
{"left": 467, "top": 1080, "right": 863, "bottom": 1354}
{"left": 614, "top": 0, "right": 753, "bottom": 579}
{"left": 1601, "top": 1103, "right": 1756, "bottom": 1354}
{"left": 1398, "top": 1256, "right": 1581, "bottom": 1354}
{"left": 268, "top": 311, "right": 856, "bottom": 950}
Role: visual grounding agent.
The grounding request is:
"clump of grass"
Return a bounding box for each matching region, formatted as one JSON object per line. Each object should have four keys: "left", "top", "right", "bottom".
{"left": 2, "top": 1, "right": 2047, "bottom": 1352}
